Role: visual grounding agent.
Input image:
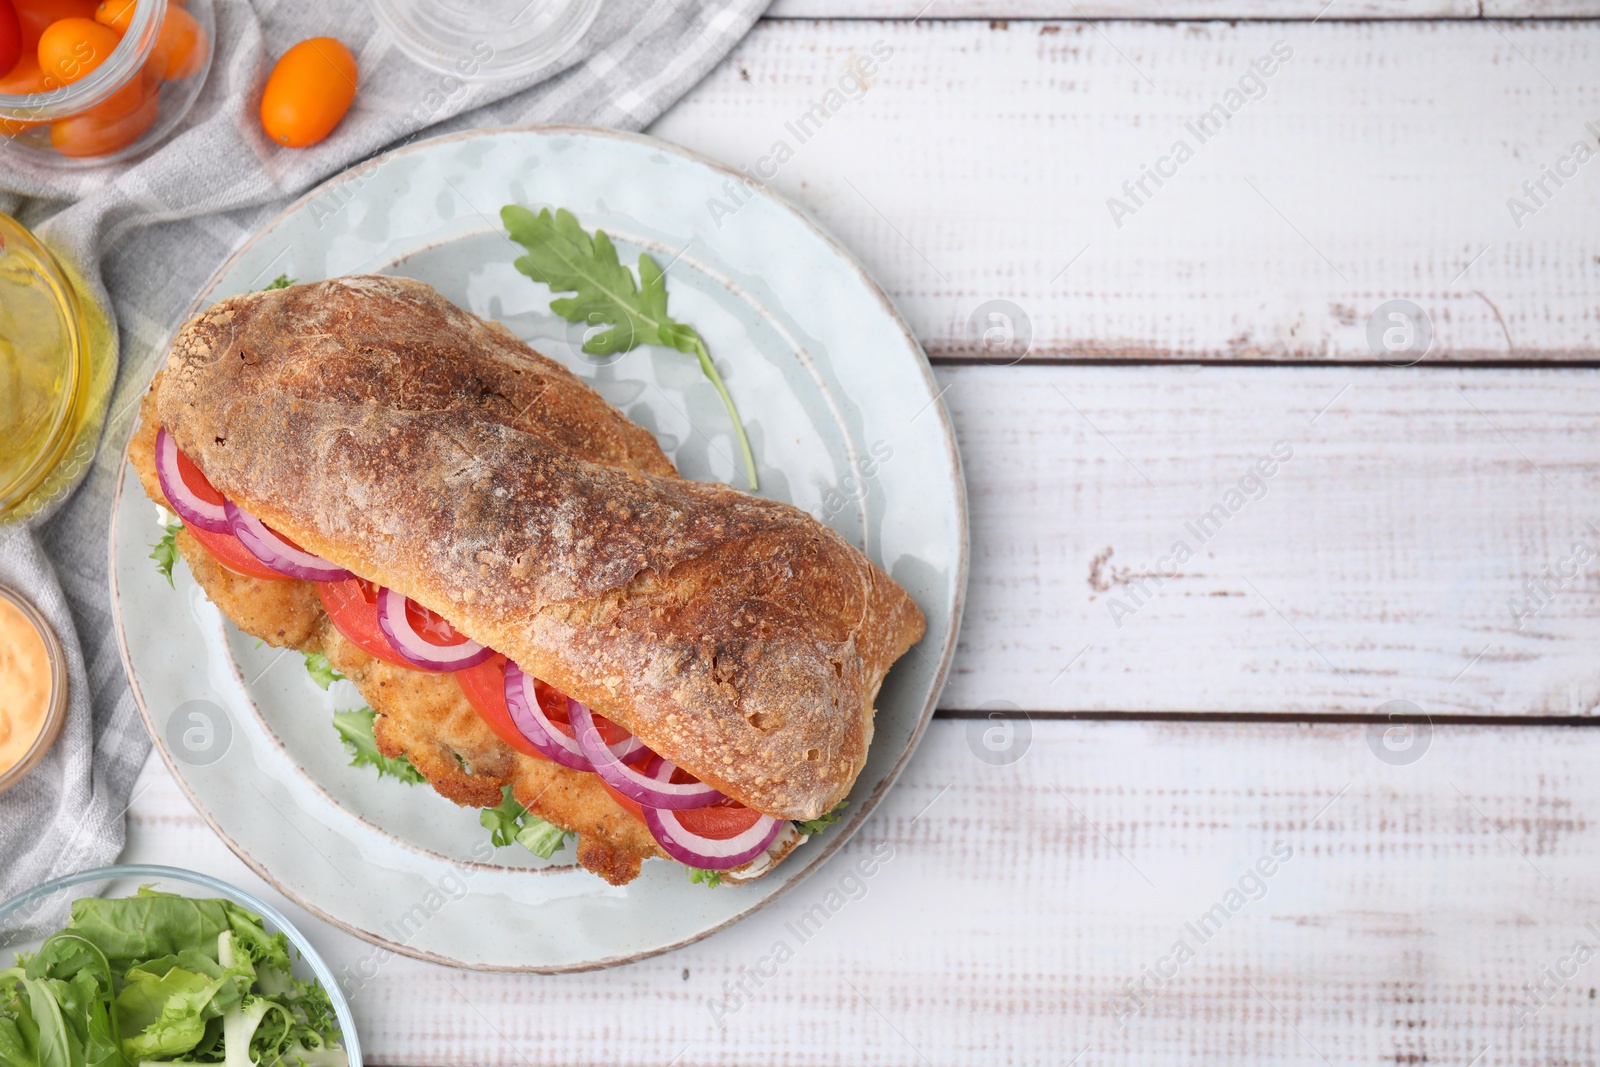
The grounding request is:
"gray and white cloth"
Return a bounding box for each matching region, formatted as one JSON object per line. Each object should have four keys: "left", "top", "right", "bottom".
{"left": 0, "top": 0, "right": 767, "bottom": 899}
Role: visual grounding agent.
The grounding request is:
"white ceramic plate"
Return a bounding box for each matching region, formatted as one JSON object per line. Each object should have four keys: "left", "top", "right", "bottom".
{"left": 109, "top": 126, "right": 966, "bottom": 972}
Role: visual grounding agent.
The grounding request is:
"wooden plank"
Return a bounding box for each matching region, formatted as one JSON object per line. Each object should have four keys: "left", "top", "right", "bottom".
{"left": 119, "top": 721, "right": 1600, "bottom": 1065}
{"left": 936, "top": 364, "right": 1600, "bottom": 716}
{"left": 1484, "top": 0, "right": 1600, "bottom": 14}
{"left": 650, "top": 19, "right": 1600, "bottom": 362}
{"left": 769, "top": 0, "right": 1480, "bottom": 18}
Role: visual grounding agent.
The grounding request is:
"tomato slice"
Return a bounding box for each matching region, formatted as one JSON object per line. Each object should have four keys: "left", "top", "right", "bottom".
{"left": 403, "top": 595, "right": 472, "bottom": 649}
{"left": 172, "top": 441, "right": 226, "bottom": 506}
{"left": 186, "top": 523, "right": 292, "bottom": 582}
{"left": 317, "top": 578, "right": 413, "bottom": 668}
{"left": 600, "top": 765, "right": 764, "bottom": 839}
{"left": 457, "top": 655, "right": 549, "bottom": 760}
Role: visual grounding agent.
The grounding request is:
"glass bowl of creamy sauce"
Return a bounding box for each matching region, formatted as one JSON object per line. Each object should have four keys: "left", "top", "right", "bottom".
{"left": 0, "top": 584, "right": 67, "bottom": 792}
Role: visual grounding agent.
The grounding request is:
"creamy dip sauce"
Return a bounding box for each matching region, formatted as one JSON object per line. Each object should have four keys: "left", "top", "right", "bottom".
{"left": 0, "top": 596, "right": 52, "bottom": 774}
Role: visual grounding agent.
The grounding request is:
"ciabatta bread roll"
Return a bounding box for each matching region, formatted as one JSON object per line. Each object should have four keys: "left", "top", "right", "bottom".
{"left": 131, "top": 275, "right": 925, "bottom": 885}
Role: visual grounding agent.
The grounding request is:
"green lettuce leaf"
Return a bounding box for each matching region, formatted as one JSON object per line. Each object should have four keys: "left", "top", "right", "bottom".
{"left": 149, "top": 520, "right": 182, "bottom": 588}
{"left": 331, "top": 709, "right": 424, "bottom": 785}
{"left": 793, "top": 801, "right": 848, "bottom": 835}
{"left": 480, "top": 785, "right": 572, "bottom": 858}
{"left": 301, "top": 654, "right": 344, "bottom": 691}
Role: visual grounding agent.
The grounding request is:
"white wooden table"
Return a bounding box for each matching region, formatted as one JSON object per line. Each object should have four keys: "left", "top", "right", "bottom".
{"left": 124, "top": 5, "right": 1600, "bottom": 1064}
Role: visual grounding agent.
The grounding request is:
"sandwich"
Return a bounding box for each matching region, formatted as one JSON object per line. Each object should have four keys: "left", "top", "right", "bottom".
{"left": 128, "top": 275, "right": 925, "bottom": 886}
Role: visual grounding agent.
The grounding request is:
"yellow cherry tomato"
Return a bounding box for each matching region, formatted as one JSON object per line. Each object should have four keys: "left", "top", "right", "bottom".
{"left": 259, "top": 36, "right": 356, "bottom": 149}
{"left": 36, "top": 15, "right": 119, "bottom": 85}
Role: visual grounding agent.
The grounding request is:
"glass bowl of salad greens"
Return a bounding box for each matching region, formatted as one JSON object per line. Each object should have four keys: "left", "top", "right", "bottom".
{"left": 0, "top": 864, "right": 360, "bottom": 1067}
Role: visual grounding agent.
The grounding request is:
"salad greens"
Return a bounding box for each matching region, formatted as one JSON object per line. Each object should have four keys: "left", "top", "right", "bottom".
{"left": 686, "top": 868, "right": 723, "bottom": 889}
{"left": 300, "top": 655, "right": 343, "bottom": 692}
{"left": 480, "top": 785, "right": 572, "bottom": 860}
{"left": 148, "top": 520, "right": 182, "bottom": 589}
{"left": 332, "top": 709, "right": 424, "bottom": 785}
{"left": 258, "top": 275, "right": 295, "bottom": 292}
{"left": 0, "top": 888, "right": 345, "bottom": 1067}
{"left": 793, "top": 801, "right": 848, "bottom": 835}
{"left": 501, "top": 205, "right": 759, "bottom": 490}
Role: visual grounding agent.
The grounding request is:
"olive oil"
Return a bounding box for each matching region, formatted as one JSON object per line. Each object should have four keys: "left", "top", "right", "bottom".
{"left": 0, "top": 215, "right": 95, "bottom": 521}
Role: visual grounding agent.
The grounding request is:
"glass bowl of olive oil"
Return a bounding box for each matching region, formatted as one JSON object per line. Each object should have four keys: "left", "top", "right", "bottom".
{"left": 0, "top": 214, "right": 93, "bottom": 522}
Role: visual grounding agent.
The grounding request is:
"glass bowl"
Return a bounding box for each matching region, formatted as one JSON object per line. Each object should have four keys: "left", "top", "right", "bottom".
{"left": 366, "top": 0, "right": 600, "bottom": 82}
{"left": 0, "top": 864, "right": 363, "bottom": 1065}
{"left": 0, "top": 0, "right": 215, "bottom": 166}
{"left": 0, "top": 212, "right": 93, "bottom": 520}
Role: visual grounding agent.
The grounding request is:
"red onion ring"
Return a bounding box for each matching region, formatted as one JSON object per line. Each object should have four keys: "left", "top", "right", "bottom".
{"left": 224, "top": 501, "right": 354, "bottom": 582}
{"left": 641, "top": 757, "right": 784, "bottom": 869}
{"left": 503, "top": 661, "right": 593, "bottom": 770}
{"left": 375, "top": 587, "right": 494, "bottom": 672}
{"left": 154, "top": 429, "right": 230, "bottom": 533}
{"left": 569, "top": 698, "right": 725, "bottom": 810}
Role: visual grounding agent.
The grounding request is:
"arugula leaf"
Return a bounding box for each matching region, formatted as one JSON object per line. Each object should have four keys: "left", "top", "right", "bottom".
{"left": 150, "top": 519, "right": 182, "bottom": 588}
{"left": 501, "top": 205, "right": 759, "bottom": 490}
{"left": 258, "top": 274, "right": 295, "bottom": 291}
{"left": 480, "top": 785, "right": 573, "bottom": 858}
{"left": 331, "top": 709, "right": 424, "bottom": 785}
{"left": 302, "top": 653, "right": 344, "bottom": 691}
{"left": 687, "top": 867, "right": 723, "bottom": 889}
{"left": 793, "top": 800, "right": 849, "bottom": 835}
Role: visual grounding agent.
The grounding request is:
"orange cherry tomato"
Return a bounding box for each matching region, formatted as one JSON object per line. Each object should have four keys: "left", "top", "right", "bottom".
{"left": 37, "top": 16, "right": 119, "bottom": 85}
{"left": 144, "top": 4, "right": 202, "bottom": 80}
{"left": 0, "top": 0, "right": 22, "bottom": 79}
{"left": 49, "top": 87, "right": 154, "bottom": 155}
{"left": 90, "top": 0, "right": 131, "bottom": 32}
{"left": 184, "top": 521, "right": 293, "bottom": 581}
{"left": 259, "top": 36, "right": 356, "bottom": 148}
{"left": 15, "top": 0, "right": 94, "bottom": 50}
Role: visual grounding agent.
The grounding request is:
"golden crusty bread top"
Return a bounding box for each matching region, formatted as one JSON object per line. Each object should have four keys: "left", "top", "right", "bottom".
{"left": 154, "top": 276, "right": 925, "bottom": 820}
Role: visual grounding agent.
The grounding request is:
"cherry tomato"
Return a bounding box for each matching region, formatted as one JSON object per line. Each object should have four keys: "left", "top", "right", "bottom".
{"left": 144, "top": 4, "right": 202, "bottom": 80}
{"left": 183, "top": 518, "right": 294, "bottom": 579}
{"left": 15, "top": 0, "right": 93, "bottom": 50}
{"left": 0, "top": 47, "right": 40, "bottom": 91}
{"left": 317, "top": 577, "right": 413, "bottom": 667}
{"left": 0, "top": 0, "right": 22, "bottom": 79}
{"left": 0, "top": 52, "right": 47, "bottom": 133}
{"left": 48, "top": 90, "right": 155, "bottom": 155}
{"left": 90, "top": 0, "right": 130, "bottom": 32}
{"left": 37, "top": 16, "right": 119, "bottom": 85}
{"left": 259, "top": 36, "right": 356, "bottom": 148}
{"left": 88, "top": 0, "right": 134, "bottom": 32}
